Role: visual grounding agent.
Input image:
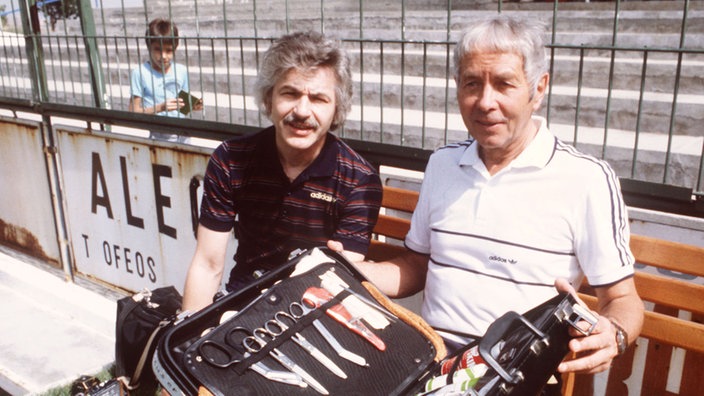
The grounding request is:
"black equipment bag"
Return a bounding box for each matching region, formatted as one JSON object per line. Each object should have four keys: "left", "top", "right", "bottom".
{"left": 153, "top": 248, "right": 441, "bottom": 396}
{"left": 418, "top": 292, "right": 595, "bottom": 395}
{"left": 115, "top": 286, "right": 182, "bottom": 392}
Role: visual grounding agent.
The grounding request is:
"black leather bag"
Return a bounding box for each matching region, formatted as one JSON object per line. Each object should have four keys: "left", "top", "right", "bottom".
{"left": 115, "top": 286, "right": 182, "bottom": 392}
{"left": 422, "top": 292, "right": 595, "bottom": 395}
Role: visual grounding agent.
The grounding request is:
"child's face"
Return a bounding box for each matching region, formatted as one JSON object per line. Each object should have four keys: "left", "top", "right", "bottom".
{"left": 148, "top": 40, "right": 176, "bottom": 73}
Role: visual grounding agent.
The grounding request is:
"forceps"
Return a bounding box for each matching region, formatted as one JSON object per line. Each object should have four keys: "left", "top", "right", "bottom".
{"left": 243, "top": 327, "right": 330, "bottom": 395}
{"left": 265, "top": 308, "right": 347, "bottom": 378}
{"left": 196, "top": 327, "right": 306, "bottom": 388}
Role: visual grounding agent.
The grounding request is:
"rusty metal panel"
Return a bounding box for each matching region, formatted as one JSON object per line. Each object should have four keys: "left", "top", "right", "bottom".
{"left": 0, "top": 117, "right": 61, "bottom": 266}
{"left": 56, "top": 127, "right": 236, "bottom": 293}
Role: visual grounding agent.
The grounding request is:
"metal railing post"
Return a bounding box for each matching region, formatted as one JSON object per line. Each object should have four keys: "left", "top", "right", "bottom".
{"left": 18, "top": 0, "right": 49, "bottom": 103}
{"left": 78, "top": 0, "right": 110, "bottom": 113}
{"left": 19, "top": 1, "right": 75, "bottom": 280}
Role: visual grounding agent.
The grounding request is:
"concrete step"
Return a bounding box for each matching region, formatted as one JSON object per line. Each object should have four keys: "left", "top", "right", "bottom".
{"left": 60, "top": 3, "right": 704, "bottom": 46}
{"left": 18, "top": 38, "right": 701, "bottom": 139}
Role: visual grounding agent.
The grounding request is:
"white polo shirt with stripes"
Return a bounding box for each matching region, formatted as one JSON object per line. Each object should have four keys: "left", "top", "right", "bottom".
{"left": 406, "top": 117, "right": 635, "bottom": 344}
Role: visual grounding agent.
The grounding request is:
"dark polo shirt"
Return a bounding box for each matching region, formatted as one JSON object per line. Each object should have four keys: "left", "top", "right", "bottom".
{"left": 199, "top": 126, "right": 382, "bottom": 290}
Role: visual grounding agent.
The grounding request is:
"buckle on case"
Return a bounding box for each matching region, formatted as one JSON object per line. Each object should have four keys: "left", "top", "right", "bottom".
{"left": 558, "top": 303, "right": 598, "bottom": 336}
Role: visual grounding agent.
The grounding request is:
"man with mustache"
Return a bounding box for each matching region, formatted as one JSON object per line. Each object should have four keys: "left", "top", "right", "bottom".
{"left": 182, "top": 31, "right": 382, "bottom": 312}
{"left": 330, "top": 15, "right": 643, "bottom": 393}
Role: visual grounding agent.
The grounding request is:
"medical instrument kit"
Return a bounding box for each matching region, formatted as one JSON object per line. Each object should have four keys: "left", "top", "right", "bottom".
{"left": 152, "top": 247, "right": 596, "bottom": 395}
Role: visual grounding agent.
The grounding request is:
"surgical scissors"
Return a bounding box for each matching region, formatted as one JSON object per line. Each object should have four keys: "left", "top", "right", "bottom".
{"left": 265, "top": 308, "right": 347, "bottom": 378}
{"left": 243, "top": 326, "right": 330, "bottom": 395}
{"left": 196, "top": 327, "right": 306, "bottom": 388}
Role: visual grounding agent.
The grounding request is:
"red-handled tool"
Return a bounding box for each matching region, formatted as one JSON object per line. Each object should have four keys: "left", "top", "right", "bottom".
{"left": 303, "top": 287, "right": 386, "bottom": 351}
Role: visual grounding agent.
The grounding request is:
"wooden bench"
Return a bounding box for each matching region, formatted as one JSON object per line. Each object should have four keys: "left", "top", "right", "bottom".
{"left": 367, "top": 185, "right": 704, "bottom": 396}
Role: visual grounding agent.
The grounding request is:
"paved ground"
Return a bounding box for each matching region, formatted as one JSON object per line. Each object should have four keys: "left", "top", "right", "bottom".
{"left": 0, "top": 246, "right": 122, "bottom": 395}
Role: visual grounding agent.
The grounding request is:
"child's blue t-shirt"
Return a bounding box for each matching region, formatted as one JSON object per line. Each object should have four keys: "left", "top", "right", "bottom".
{"left": 130, "top": 61, "right": 189, "bottom": 117}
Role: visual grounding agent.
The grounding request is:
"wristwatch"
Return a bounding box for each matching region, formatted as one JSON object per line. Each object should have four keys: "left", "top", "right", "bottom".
{"left": 610, "top": 320, "right": 628, "bottom": 356}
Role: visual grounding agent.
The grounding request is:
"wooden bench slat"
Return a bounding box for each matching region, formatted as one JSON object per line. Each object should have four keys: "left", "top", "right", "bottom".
{"left": 380, "top": 185, "right": 419, "bottom": 212}
{"left": 580, "top": 293, "right": 704, "bottom": 354}
{"left": 373, "top": 213, "right": 411, "bottom": 240}
{"left": 634, "top": 271, "right": 704, "bottom": 316}
{"left": 630, "top": 234, "right": 704, "bottom": 277}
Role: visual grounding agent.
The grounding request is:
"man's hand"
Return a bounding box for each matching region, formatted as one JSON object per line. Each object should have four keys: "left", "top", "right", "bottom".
{"left": 326, "top": 240, "right": 364, "bottom": 263}
{"left": 554, "top": 278, "right": 621, "bottom": 374}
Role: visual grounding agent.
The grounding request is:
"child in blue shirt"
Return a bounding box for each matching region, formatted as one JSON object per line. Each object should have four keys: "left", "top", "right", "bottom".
{"left": 129, "top": 19, "right": 202, "bottom": 142}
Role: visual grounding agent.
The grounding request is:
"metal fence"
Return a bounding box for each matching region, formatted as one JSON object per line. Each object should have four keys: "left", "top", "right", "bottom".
{"left": 1, "top": 0, "right": 703, "bottom": 199}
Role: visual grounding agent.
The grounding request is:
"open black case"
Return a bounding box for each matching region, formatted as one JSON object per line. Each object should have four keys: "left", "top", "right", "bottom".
{"left": 153, "top": 247, "right": 594, "bottom": 396}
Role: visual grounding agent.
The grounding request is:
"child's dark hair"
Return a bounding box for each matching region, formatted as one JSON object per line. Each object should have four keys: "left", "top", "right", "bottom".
{"left": 145, "top": 18, "right": 179, "bottom": 48}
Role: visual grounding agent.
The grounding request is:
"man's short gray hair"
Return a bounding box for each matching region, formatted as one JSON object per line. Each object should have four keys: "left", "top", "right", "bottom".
{"left": 453, "top": 15, "right": 548, "bottom": 97}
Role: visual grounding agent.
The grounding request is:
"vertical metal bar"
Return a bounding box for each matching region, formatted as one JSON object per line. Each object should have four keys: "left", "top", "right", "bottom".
{"left": 379, "top": 41, "right": 384, "bottom": 142}
{"left": 572, "top": 47, "right": 585, "bottom": 145}
{"left": 19, "top": 0, "right": 49, "bottom": 103}
{"left": 253, "top": 0, "right": 259, "bottom": 38}
{"left": 194, "top": 0, "right": 201, "bottom": 37}
{"left": 0, "top": 0, "right": 13, "bottom": 96}
{"left": 255, "top": 37, "right": 266, "bottom": 127}
{"left": 120, "top": 0, "right": 128, "bottom": 37}
{"left": 41, "top": 117, "right": 76, "bottom": 282}
{"left": 222, "top": 1, "right": 234, "bottom": 123}
{"left": 239, "top": 39, "right": 248, "bottom": 125}
{"left": 421, "top": 43, "right": 428, "bottom": 148}
{"left": 96, "top": 0, "right": 115, "bottom": 111}
{"left": 401, "top": 0, "right": 406, "bottom": 41}
{"left": 9, "top": 0, "right": 25, "bottom": 99}
{"left": 58, "top": 8, "right": 79, "bottom": 106}
{"left": 183, "top": 37, "right": 195, "bottom": 120}
{"left": 400, "top": 42, "right": 405, "bottom": 146}
{"left": 78, "top": 0, "right": 109, "bottom": 112}
{"left": 195, "top": 35, "right": 208, "bottom": 119}
{"left": 124, "top": 0, "right": 136, "bottom": 109}
{"left": 664, "top": 0, "right": 690, "bottom": 183}
{"left": 0, "top": 28, "right": 10, "bottom": 96}
{"left": 630, "top": 51, "right": 648, "bottom": 179}
{"left": 359, "top": 0, "right": 363, "bottom": 39}
{"left": 443, "top": 0, "right": 452, "bottom": 144}
{"left": 545, "top": 0, "right": 559, "bottom": 126}
{"left": 73, "top": 35, "right": 88, "bottom": 106}
{"left": 359, "top": 39, "right": 365, "bottom": 137}
{"left": 141, "top": 0, "right": 149, "bottom": 27}
{"left": 210, "top": 38, "right": 218, "bottom": 121}
{"left": 601, "top": 0, "right": 621, "bottom": 159}
{"left": 320, "top": 0, "right": 325, "bottom": 34}
{"left": 399, "top": 0, "right": 406, "bottom": 145}
{"left": 285, "top": 0, "right": 290, "bottom": 34}
{"left": 112, "top": 36, "right": 126, "bottom": 110}
{"left": 697, "top": 141, "right": 704, "bottom": 193}
{"left": 42, "top": 17, "right": 60, "bottom": 102}
{"left": 19, "top": 2, "right": 74, "bottom": 280}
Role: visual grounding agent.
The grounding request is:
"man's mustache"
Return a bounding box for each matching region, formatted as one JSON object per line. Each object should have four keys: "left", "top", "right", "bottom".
{"left": 284, "top": 113, "right": 319, "bottom": 129}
